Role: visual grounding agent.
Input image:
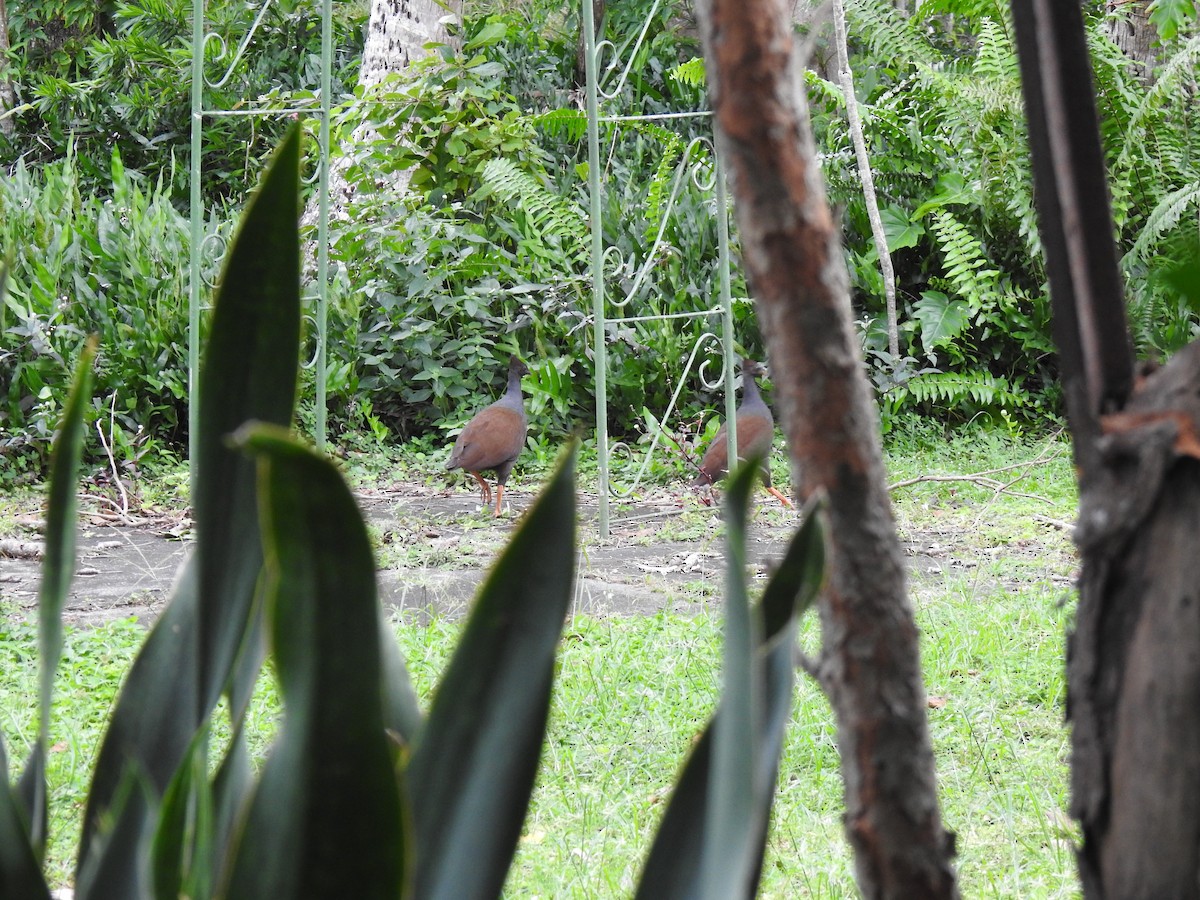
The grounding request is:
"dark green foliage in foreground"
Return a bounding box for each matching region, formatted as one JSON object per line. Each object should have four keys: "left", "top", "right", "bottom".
{"left": 0, "top": 126, "right": 824, "bottom": 898}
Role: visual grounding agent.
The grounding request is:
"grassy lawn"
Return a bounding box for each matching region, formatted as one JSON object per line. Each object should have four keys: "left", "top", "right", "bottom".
{"left": 0, "top": 426, "right": 1082, "bottom": 896}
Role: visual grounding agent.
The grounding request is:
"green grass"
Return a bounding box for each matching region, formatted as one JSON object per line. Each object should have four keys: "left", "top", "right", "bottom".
{"left": 0, "top": 424, "right": 1082, "bottom": 895}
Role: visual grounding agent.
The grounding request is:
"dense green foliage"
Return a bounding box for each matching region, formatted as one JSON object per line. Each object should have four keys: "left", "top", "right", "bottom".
{"left": 2, "top": 0, "right": 366, "bottom": 197}
{"left": 2, "top": 0, "right": 1199, "bottom": 474}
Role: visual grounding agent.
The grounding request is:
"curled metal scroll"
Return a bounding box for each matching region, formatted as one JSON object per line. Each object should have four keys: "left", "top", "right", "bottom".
{"left": 593, "top": 0, "right": 665, "bottom": 101}
{"left": 608, "top": 136, "right": 715, "bottom": 313}
{"left": 606, "top": 330, "right": 725, "bottom": 498}
{"left": 199, "top": 232, "right": 228, "bottom": 289}
{"left": 203, "top": 0, "right": 277, "bottom": 90}
{"left": 300, "top": 313, "right": 322, "bottom": 370}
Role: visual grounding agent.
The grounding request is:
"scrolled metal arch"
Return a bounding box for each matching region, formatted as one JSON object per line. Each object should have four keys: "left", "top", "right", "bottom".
{"left": 593, "top": 0, "right": 665, "bottom": 101}
{"left": 202, "top": 0, "right": 278, "bottom": 90}
{"left": 300, "top": 313, "right": 322, "bottom": 370}
{"left": 199, "top": 232, "right": 229, "bottom": 288}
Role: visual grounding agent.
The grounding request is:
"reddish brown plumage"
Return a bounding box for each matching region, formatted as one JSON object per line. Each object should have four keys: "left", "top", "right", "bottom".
{"left": 446, "top": 356, "right": 529, "bottom": 516}
{"left": 695, "top": 358, "right": 792, "bottom": 508}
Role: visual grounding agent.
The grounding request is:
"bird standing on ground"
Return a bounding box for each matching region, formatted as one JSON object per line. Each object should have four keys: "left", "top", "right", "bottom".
{"left": 446, "top": 355, "right": 530, "bottom": 517}
{"left": 694, "top": 358, "right": 793, "bottom": 508}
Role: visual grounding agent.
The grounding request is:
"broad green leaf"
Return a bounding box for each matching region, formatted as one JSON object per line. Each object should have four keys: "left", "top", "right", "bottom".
{"left": 464, "top": 19, "right": 509, "bottom": 52}
{"left": 1149, "top": 0, "right": 1196, "bottom": 41}
{"left": 221, "top": 426, "right": 406, "bottom": 899}
{"left": 21, "top": 338, "right": 96, "bottom": 864}
{"left": 209, "top": 725, "right": 253, "bottom": 883}
{"left": 636, "top": 474, "right": 826, "bottom": 900}
{"left": 0, "top": 735, "right": 52, "bottom": 900}
{"left": 912, "top": 172, "right": 974, "bottom": 219}
{"left": 196, "top": 123, "right": 301, "bottom": 716}
{"left": 1164, "top": 254, "right": 1200, "bottom": 315}
{"left": 408, "top": 441, "right": 579, "bottom": 900}
{"left": 914, "top": 290, "right": 970, "bottom": 352}
{"left": 881, "top": 205, "right": 923, "bottom": 252}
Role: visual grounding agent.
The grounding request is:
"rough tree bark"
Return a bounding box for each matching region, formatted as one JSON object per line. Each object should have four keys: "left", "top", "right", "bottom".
{"left": 1013, "top": 1, "right": 1200, "bottom": 896}
{"left": 832, "top": 0, "right": 899, "bottom": 359}
{"left": 0, "top": 0, "right": 14, "bottom": 139}
{"left": 304, "top": 0, "right": 460, "bottom": 233}
{"left": 573, "top": 0, "right": 606, "bottom": 90}
{"left": 696, "top": 0, "right": 959, "bottom": 896}
{"left": 1105, "top": 0, "right": 1157, "bottom": 84}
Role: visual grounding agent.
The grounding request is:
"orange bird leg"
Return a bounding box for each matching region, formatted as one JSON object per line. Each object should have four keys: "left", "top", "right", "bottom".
{"left": 469, "top": 472, "right": 492, "bottom": 509}
{"left": 493, "top": 483, "right": 506, "bottom": 517}
{"left": 765, "top": 485, "right": 793, "bottom": 508}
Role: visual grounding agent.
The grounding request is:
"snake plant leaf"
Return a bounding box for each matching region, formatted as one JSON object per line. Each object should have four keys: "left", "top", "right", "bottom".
{"left": 77, "top": 562, "right": 201, "bottom": 876}
{"left": 701, "top": 456, "right": 763, "bottom": 900}
{"left": 0, "top": 735, "right": 52, "bottom": 900}
{"left": 76, "top": 765, "right": 156, "bottom": 900}
{"left": 380, "top": 612, "right": 425, "bottom": 745}
{"left": 407, "top": 440, "right": 578, "bottom": 900}
{"left": 14, "top": 339, "right": 98, "bottom": 867}
{"left": 150, "top": 731, "right": 213, "bottom": 900}
{"left": 195, "top": 123, "right": 301, "bottom": 717}
{"left": 209, "top": 725, "right": 253, "bottom": 885}
{"left": 635, "top": 468, "right": 826, "bottom": 900}
{"left": 220, "top": 425, "right": 406, "bottom": 899}
{"left": 78, "top": 126, "right": 302, "bottom": 879}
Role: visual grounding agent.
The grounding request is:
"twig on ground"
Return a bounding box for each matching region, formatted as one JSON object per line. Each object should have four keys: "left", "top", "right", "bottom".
{"left": 96, "top": 392, "right": 131, "bottom": 518}
{"left": 887, "top": 427, "right": 1066, "bottom": 507}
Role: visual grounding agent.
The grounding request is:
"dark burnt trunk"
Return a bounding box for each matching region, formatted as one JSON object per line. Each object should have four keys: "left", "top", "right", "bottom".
{"left": 695, "top": 0, "right": 959, "bottom": 896}
{"left": 1013, "top": 2, "right": 1200, "bottom": 895}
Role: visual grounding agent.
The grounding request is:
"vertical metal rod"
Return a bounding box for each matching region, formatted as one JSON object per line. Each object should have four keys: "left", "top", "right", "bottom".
{"left": 716, "top": 147, "right": 737, "bottom": 469}
{"left": 583, "top": 0, "right": 609, "bottom": 536}
{"left": 314, "top": 0, "right": 333, "bottom": 450}
{"left": 188, "top": 0, "right": 205, "bottom": 496}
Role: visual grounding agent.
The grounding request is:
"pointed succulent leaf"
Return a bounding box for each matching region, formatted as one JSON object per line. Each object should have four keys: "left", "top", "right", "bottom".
{"left": 150, "top": 731, "right": 211, "bottom": 900}
{"left": 196, "top": 124, "right": 302, "bottom": 716}
{"left": 76, "top": 766, "right": 156, "bottom": 900}
{"left": 79, "top": 126, "right": 304, "bottom": 878}
{"left": 0, "top": 735, "right": 52, "bottom": 900}
{"left": 220, "top": 426, "right": 406, "bottom": 899}
{"left": 78, "top": 563, "right": 201, "bottom": 876}
{"left": 700, "top": 457, "right": 763, "bottom": 900}
{"left": 636, "top": 473, "right": 826, "bottom": 900}
{"left": 407, "top": 441, "right": 579, "bottom": 900}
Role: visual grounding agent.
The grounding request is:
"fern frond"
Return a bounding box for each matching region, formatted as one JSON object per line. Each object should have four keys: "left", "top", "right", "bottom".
{"left": 929, "top": 210, "right": 1001, "bottom": 310}
{"left": 1122, "top": 182, "right": 1200, "bottom": 271}
{"left": 974, "top": 18, "right": 1019, "bottom": 82}
{"left": 845, "top": 0, "right": 939, "bottom": 71}
{"left": 670, "top": 57, "right": 706, "bottom": 89}
{"left": 480, "top": 157, "right": 589, "bottom": 265}
{"left": 644, "top": 133, "right": 684, "bottom": 246}
{"left": 534, "top": 108, "right": 588, "bottom": 142}
{"left": 892, "top": 369, "right": 1030, "bottom": 411}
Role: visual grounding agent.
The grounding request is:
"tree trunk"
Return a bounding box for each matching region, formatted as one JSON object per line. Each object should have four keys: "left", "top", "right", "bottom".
{"left": 0, "top": 0, "right": 14, "bottom": 139}
{"left": 832, "top": 0, "right": 899, "bottom": 359}
{"left": 306, "top": 0, "right": 461, "bottom": 233}
{"left": 1013, "top": 2, "right": 1200, "bottom": 895}
{"left": 573, "top": 0, "right": 605, "bottom": 90}
{"left": 1105, "top": 0, "right": 1157, "bottom": 84}
{"left": 696, "top": 0, "right": 959, "bottom": 896}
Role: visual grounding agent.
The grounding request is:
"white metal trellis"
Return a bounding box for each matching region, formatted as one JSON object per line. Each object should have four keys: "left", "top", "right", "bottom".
{"left": 188, "top": 0, "right": 333, "bottom": 492}
{"left": 582, "top": 0, "right": 739, "bottom": 537}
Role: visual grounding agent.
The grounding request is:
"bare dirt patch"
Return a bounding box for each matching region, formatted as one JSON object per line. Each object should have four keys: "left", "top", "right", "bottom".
{"left": 0, "top": 480, "right": 1077, "bottom": 626}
